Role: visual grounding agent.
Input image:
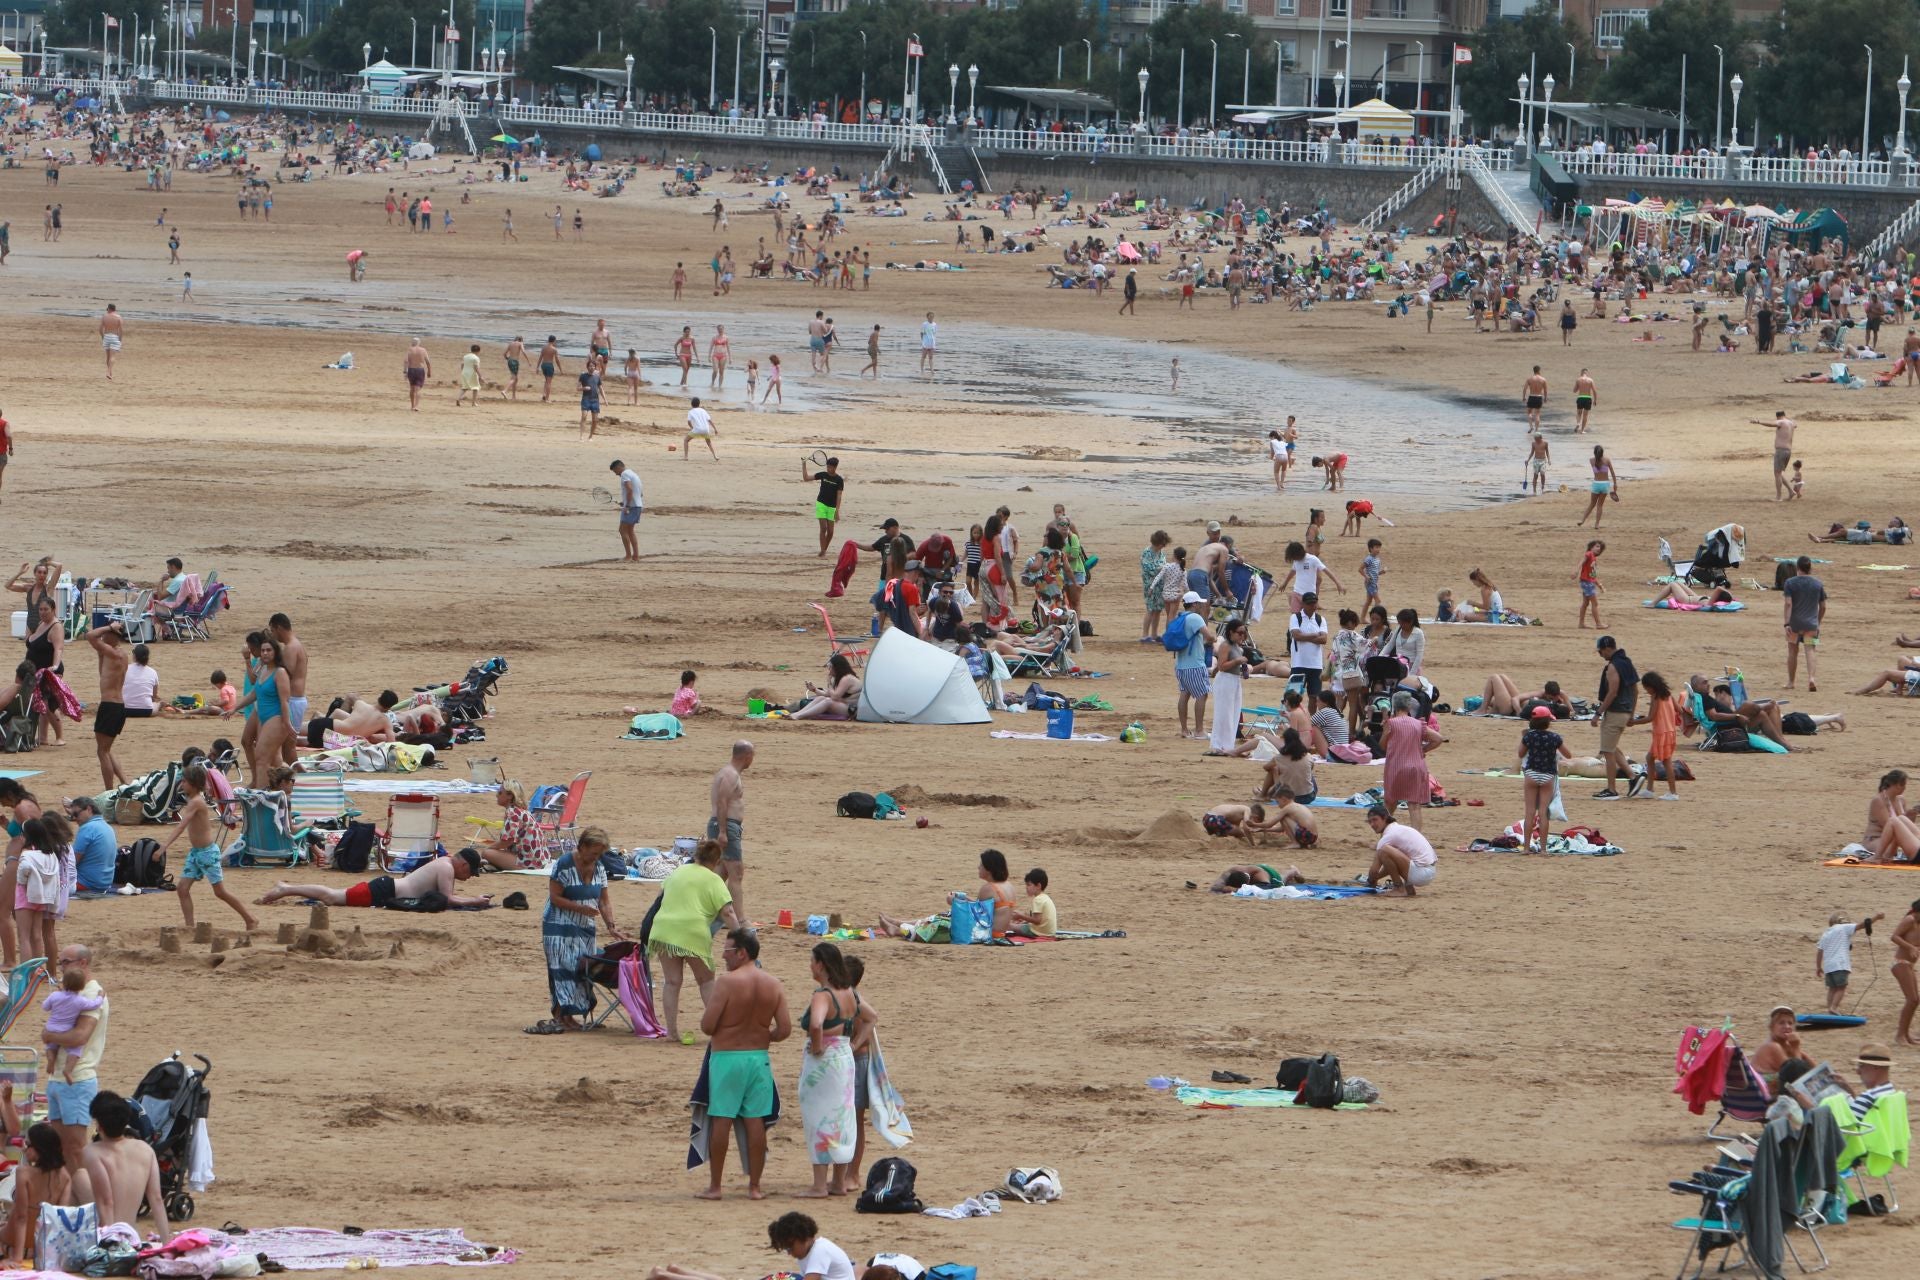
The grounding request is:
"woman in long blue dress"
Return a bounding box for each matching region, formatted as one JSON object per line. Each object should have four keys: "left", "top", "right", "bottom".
{"left": 530, "top": 826, "right": 625, "bottom": 1034}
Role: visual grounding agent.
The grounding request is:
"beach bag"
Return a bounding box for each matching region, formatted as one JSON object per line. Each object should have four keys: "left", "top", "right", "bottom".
{"left": 948, "top": 896, "right": 994, "bottom": 945}
{"left": 1276, "top": 1057, "right": 1313, "bottom": 1091}
{"left": 1045, "top": 706, "right": 1074, "bottom": 739}
{"left": 1301, "top": 1053, "right": 1344, "bottom": 1109}
{"left": 331, "top": 821, "right": 378, "bottom": 874}
{"left": 856, "top": 1156, "right": 923, "bottom": 1214}
{"left": 1781, "top": 711, "right": 1817, "bottom": 735}
{"left": 872, "top": 792, "right": 902, "bottom": 820}
{"left": 836, "top": 792, "right": 878, "bottom": 819}
{"left": 36, "top": 1201, "right": 97, "bottom": 1274}
{"left": 114, "top": 838, "right": 169, "bottom": 890}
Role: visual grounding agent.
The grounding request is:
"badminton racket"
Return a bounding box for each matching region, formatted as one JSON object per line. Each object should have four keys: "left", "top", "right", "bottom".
{"left": 806, "top": 449, "right": 831, "bottom": 469}
{"left": 590, "top": 486, "right": 620, "bottom": 508}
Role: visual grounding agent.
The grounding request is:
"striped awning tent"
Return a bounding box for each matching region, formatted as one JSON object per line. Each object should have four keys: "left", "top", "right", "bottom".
{"left": 1309, "top": 97, "right": 1415, "bottom": 138}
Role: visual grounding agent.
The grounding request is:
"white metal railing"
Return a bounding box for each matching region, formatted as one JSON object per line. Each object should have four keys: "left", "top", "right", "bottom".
{"left": 1466, "top": 155, "right": 1535, "bottom": 230}
{"left": 1866, "top": 197, "right": 1920, "bottom": 261}
{"left": 1551, "top": 148, "right": 1897, "bottom": 188}
{"left": 1359, "top": 148, "right": 1457, "bottom": 229}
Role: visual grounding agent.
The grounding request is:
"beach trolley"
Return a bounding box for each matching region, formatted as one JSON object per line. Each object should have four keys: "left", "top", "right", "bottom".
{"left": 379, "top": 793, "right": 442, "bottom": 872}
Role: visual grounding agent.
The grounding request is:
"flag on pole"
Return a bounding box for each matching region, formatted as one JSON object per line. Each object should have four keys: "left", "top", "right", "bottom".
{"left": 1453, "top": 47, "right": 1472, "bottom": 64}
{"left": 906, "top": 38, "right": 923, "bottom": 57}
{"left": 446, "top": 24, "right": 460, "bottom": 41}
{"left": 103, "top": 15, "right": 119, "bottom": 27}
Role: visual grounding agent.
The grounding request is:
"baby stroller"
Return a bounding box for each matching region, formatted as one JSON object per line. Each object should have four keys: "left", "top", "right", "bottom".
{"left": 1357, "top": 655, "right": 1406, "bottom": 752}
{"left": 1676, "top": 523, "right": 1747, "bottom": 589}
{"left": 439, "top": 656, "right": 508, "bottom": 726}
{"left": 130, "top": 1052, "right": 212, "bottom": 1223}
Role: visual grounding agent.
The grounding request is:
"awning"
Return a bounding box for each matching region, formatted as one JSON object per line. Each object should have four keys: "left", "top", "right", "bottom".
{"left": 1310, "top": 97, "right": 1414, "bottom": 137}
{"left": 552, "top": 64, "right": 631, "bottom": 90}
{"left": 1525, "top": 100, "right": 1682, "bottom": 132}
{"left": 0, "top": 47, "right": 22, "bottom": 69}
{"left": 984, "top": 85, "right": 1115, "bottom": 114}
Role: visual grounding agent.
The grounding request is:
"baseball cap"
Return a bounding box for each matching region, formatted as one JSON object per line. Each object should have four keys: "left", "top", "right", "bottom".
{"left": 1206, "top": 520, "right": 1222, "bottom": 534}
{"left": 1181, "top": 591, "right": 1206, "bottom": 605}
{"left": 1529, "top": 705, "right": 1554, "bottom": 720}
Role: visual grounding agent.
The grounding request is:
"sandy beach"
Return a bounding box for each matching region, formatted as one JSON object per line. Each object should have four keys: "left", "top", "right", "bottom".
{"left": 6, "top": 139, "right": 1920, "bottom": 1278}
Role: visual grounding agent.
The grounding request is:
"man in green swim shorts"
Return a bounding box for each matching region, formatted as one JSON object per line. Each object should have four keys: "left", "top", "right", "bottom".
{"left": 803, "top": 456, "right": 845, "bottom": 556}
{"left": 699, "top": 928, "right": 790, "bottom": 1200}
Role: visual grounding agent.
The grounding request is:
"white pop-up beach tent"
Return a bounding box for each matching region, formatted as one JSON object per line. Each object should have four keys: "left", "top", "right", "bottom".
{"left": 856, "top": 628, "right": 991, "bottom": 725}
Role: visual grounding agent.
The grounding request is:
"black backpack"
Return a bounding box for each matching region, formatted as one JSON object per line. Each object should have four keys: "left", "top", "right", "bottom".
{"left": 1301, "top": 1053, "right": 1344, "bottom": 1109}
{"left": 836, "top": 792, "right": 878, "bottom": 820}
{"left": 855, "top": 1157, "right": 923, "bottom": 1215}
{"left": 331, "top": 822, "right": 378, "bottom": 874}
{"left": 114, "top": 838, "right": 172, "bottom": 891}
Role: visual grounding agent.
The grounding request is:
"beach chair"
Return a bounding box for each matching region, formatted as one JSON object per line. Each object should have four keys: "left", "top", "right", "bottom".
{"left": 1669, "top": 1167, "right": 1756, "bottom": 1280}
{"left": 289, "top": 772, "right": 354, "bottom": 828}
{"left": 809, "top": 603, "right": 870, "bottom": 670}
{"left": 1708, "top": 1045, "right": 1773, "bottom": 1139}
{"left": 1824, "top": 1089, "right": 1908, "bottom": 1214}
{"left": 161, "top": 582, "right": 227, "bottom": 644}
{"left": 1004, "top": 629, "right": 1074, "bottom": 679}
{"left": 532, "top": 772, "right": 591, "bottom": 860}
{"left": 379, "top": 793, "right": 442, "bottom": 873}
{"left": 580, "top": 941, "right": 666, "bottom": 1037}
{"left": 224, "top": 789, "right": 311, "bottom": 868}
{"left": 0, "top": 959, "right": 51, "bottom": 1138}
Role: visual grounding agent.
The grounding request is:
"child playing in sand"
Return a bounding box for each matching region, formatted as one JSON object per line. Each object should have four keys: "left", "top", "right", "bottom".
{"left": 1817, "top": 911, "right": 1884, "bottom": 1012}
{"left": 159, "top": 764, "right": 258, "bottom": 933}
{"left": 1360, "top": 539, "right": 1384, "bottom": 613}
{"left": 1788, "top": 459, "right": 1804, "bottom": 500}
{"left": 1341, "top": 499, "right": 1374, "bottom": 537}
{"left": 1008, "top": 867, "right": 1058, "bottom": 937}
{"left": 1633, "top": 670, "right": 1681, "bottom": 798}
{"left": 1576, "top": 540, "right": 1605, "bottom": 630}
{"left": 41, "top": 968, "right": 102, "bottom": 1084}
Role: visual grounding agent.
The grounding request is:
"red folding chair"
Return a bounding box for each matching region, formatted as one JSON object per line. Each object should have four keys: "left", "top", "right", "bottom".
{"left": 809, "top": 602, "right": 870, "bottom": 669}
{"left": 534, "top": 771, "right": 592, "bottom": 859}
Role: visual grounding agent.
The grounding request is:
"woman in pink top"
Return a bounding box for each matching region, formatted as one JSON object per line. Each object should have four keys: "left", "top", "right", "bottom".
{"left": 1380, "top": 692, "right": 1445, "bottom": 832}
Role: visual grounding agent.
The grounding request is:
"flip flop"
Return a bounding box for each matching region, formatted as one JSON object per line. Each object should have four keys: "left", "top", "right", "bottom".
{"left": 523, "top": 1019, "right": 565, "bottom": 1036}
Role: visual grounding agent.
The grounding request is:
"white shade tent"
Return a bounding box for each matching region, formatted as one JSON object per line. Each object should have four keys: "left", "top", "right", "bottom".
{"left": 856, "top": 628, "right": 991, "bottom": 726}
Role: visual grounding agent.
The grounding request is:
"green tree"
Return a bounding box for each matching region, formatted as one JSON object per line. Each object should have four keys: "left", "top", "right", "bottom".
{"left": 1757, "top": 0, "right": 1920, "bottom": 148}
{"left": 1456, "top": 2, "right": 1589, "bottom": 138}
{"left": 1596, "top": 0, "right": 1748, "bottom": 141}
{"left": 520, "top": 0, "right": 631, "bottom": 80}
{"left": 1136, "top": 4, "right": 1268, "bottom": 126}
{"left": 627, "top": 0, "right": 749, "bottom": 104}
{"left": 43, "top": 0, "right": 164, "bottom": 52}
{"left": 298, "top": 0, "right": 480, "bottom": 74}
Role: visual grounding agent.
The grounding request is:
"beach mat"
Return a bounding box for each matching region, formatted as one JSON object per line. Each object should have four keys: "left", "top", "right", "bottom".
{"left": 1175, "top": 1085, "right": 1368, "bottom": 1110}
{"left": 1232, "top": 882, "right": 1380, "bottom": 901}
{"left": 1643, "top": 600, "right": 1746, "bottom": 612}
{"left": 1823, "top": 857, "right": 1920, "bottom": 870}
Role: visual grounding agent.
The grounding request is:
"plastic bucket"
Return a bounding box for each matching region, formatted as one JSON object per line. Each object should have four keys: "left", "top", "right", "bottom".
{"left": 1046, "top": 706, "right": 1074, "bottom": 740}
{"left": 747, "top": 697, "right": 767, "bottom": 715}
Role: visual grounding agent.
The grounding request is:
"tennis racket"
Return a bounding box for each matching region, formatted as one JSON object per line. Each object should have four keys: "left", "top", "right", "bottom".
{"left": 590, "top": 486, "right": 620, "bottom": 508}
{"left": 806, "top": 449, "right": 831, "bottom": 469}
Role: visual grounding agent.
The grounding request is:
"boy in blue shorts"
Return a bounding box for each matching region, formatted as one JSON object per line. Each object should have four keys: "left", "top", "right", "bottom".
{"left": 159, "top": 763, "right": 258, "bottom": 932}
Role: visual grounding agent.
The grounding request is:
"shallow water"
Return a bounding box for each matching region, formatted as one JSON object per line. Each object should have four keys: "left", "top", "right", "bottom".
{"left": 44, "top": 280, "right": 1540, "bottom": 512}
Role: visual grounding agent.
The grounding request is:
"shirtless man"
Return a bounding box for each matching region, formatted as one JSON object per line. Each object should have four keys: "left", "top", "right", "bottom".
{"left": 1904, "top": 329, "right": 1920, "bottom": 385}
{"left": 807, "top": 311, "right": 828, "bottom": 372}
{"left": 317, "top": 693, "right": 391, "bottom": 743}
{"left": 268, "top": 614, "right": 308, "bottom": 765}
{"left": 1895, "top": 903, "right": 1920, "bottom": 1045}
{"left": 98, "top": 304, "right": 124, "bottom": 380}
{"left": 698, "top": 928, "right": 790, "bottom": 1201}
{"left": 1190, "top": 533, "right": 1232, "bottom": 600}
{"left": 502, "top": 336, "right": 528, "bottom": 401}
{"left": 1522, "top": 366, "right": 1547, "bottom": 431}
{"left": 862, "top": 324, "right": 881, "bottom": 379}
{"left": 1527, "top": 433, "right": 1551, "bottom": 494}
{"left": 403, "top": 337, "right": 431, "bottom": 412}
{"left": 256, "top": 848, "right": 490, "bottom": 908}
{"left": 1750, "top": 410, "right": 1797, "bottom": 501}
{"left": 85, "top": 622, "right": 131, "bottom": 790}
{"left": 709, "top": 741, "right": 753, "bottom": 919}
{"left": 1205, "top": 861, "right": 1306, "bottom": 892}
{"left": 590, "top": 317, "right": 613, "bottom": 365}
{"left": 538, "top": 336, "right": 562, "bottom": 402}
{"left": 79, "top": 1093, "right": 166, "bottom": 1240}
{"left": 1573, "top": 369, "right": 1597, "bottom": 433}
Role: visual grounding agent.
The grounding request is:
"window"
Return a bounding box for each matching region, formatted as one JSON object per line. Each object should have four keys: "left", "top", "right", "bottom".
{"left": 1226, "top": 0, "right": 1245, "bottom": 11}
{"left": 1593, "top": 8, "right": 1648, "bottom": 50}
{"left": 1277, "top": 38, "right": 1298, "bottom": 69}
{"left": 1330, "top": 0, "right": 1348, "bottom": 15}
{"left": 1275, "top": 0, "right": 1296, "bottom": 12}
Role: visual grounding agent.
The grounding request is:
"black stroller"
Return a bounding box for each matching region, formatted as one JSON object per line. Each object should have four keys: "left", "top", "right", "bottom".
{"left": 130, "top": 1053, "right": 212, "bottom": 1223}
{"left": 439, "top": 656, "right": 508, "bottom": 726}
{"left": 1677, "top": 524, "right": 1747, "bottom": 590}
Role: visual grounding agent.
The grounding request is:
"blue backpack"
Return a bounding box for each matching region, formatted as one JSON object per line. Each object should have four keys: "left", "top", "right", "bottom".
{"left": 1160, "top": 611, "right": 1199, "bottom": 654}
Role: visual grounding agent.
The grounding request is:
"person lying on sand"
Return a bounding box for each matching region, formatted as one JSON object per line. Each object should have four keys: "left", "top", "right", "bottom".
{"left": 256, "top": 848, "right": 490, "bottom": 909}
{"left": 1648, "top": 582, "right": 1736, "bottom": 607}
{"left": 1468, "top": 674, "right": 1574, "bottom": 718}
{"left": 1201, "top": 803, "right": 1282, "bottom": 845}
{"left": 1206, "top": 862, "right": 1306, "bottom": 892}
{"left": 1810, "top": 519, "right": 1911, "bottom": 545}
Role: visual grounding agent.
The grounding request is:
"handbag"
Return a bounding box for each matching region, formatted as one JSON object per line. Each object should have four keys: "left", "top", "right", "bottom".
{"left": 948, "top": 896, "right": 994, "bottom": 945}
{"left": 37, "top": 1201, "right": 98, "bottom": 1273}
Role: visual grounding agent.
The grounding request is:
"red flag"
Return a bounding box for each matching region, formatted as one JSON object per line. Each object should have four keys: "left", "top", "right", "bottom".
{"left": 445, "top": 24, "right": 460, "bottom": 41}
{"left": 906, "top": 38, "right": 923, "bottom": 57}
{"left": 1453, "top": 47, "right": 1472, "bottom": 64}
{"left": 103, "top": 15, "right": 119, "bottom": 28}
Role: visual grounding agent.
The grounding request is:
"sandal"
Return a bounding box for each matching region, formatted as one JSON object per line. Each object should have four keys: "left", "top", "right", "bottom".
{"left": 523, "top": 1019, "right": 566, "bottom": 1036}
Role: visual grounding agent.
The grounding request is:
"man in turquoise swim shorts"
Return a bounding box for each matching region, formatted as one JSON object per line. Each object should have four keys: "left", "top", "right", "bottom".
{"left": 699, "top": 928, "right": 790, "bottom": 1200}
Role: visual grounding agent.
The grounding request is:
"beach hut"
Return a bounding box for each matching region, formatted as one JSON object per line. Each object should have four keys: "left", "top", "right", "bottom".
{"left": 358, "top": 59, "right": 406, "bottom": 98}
{"left": 1310, "top": 97, "right": 1415, "bottom": 139}
{"left": 856, "top": 629, "right": 991, "bottom": 726}
{"left": 0, "top": 46, "right": 22, "bottom": 73}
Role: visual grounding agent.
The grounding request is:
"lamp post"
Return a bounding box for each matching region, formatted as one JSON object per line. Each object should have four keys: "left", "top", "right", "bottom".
{"left": 1863, "top": 43, "right": 1874, "bottom": 160}
{"left": 1710, "top": 43, "right": 1722, "bottom": 149}
{"left": 1332, "top": 37, "right": 1347, "bottom": 109}
{"left": 1081, "top": 37, "right": 1091, "bottom": 83}
{"left": 735, "top": 30, "right": 743, "bottom": 112}
{"left": 769, "top": 57, "right": 782, "bottom": 117}
{"left": 225, "top": 6, "right": 237, "bottom": 84}
{"left": 623, "top": 51, "right": 632, "bottom": 110}
{"left": 1730, "top": 72, "right": 1743, "bottom": 150}
{"left": 1896, "top": 61, "right": 1910, "bottom": 157}
{"left": 1334, "top": 69, "right": 1344, "bottom": 118}
{"left": 967, "top": 62, "right": 977, "bottom": 125}
{"left": 1271, "top": 39, "right": 1283, "bottom": 107}
{"left": 410, "top": 17, "right": 416, "bottom": 68}
{"left": 1540, "top": 71, "right": 1554, "bottom": 149}
{"left": 946, "top": 61, "right": 957, "bottom": 124}
{"left": 707, "top": 26, "right": 716, "bottom": 109}
{"left": 1225, "top": 31, "right": 1242, "bottom": 109}
{"left": 857, "top": 30, "right": 866, "bottom": 122}
{"left": 1342, "top": 0, "right": 1352, "bottom": 106}
{"left": 362, "top": 40, "right": 370, "bottom": 68}
{"left": 1137, "top": 65, "right": 1148, "bottom": 127}
{"left": 1177, "top": 46, "right": 1184, "bottom": 129}
{"left": 1516, "top": 70, "right": 1528, "bottom": 151}
{"left": 1413, "top": 41, "right": 1423, "bottom": 134}
{"left": 1566, "top": 41, "right": 1574, "bottom": 90}
{"left": 1207, "top": 36, "right": 1217, "bottom": 126}
{"left": 247, "top": 35, "right": 255, "bottom": 84}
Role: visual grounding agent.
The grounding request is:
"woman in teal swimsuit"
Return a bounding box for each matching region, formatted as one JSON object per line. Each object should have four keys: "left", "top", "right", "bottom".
{"left": 227, "top": 636, "right": 291, "bottom": 788}
{"left": 797, "top": 942, "right": 860, "bottom": 1198}
{"left": 235, "top": 631, "right": 264, "bottom": 784}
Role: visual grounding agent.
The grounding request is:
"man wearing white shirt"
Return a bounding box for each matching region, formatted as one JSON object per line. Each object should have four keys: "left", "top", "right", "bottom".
{"left": 1288, "top": 591, "right": 1329, "bottom": 699}
{"left": 608, "top": 458, "right": 642, "bottom": 562}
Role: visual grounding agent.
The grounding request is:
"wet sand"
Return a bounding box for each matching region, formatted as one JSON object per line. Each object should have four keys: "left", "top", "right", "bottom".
{"left": 6, "top": 145, "right": 1920, "bottom": 1278}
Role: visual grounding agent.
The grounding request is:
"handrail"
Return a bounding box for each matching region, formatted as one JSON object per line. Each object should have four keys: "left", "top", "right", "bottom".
{"left": 1865, "top": 198, "right": 1920, "bottom": 261}
{"left": 1358, "top": 149, "right": 1454, "bottom": 230}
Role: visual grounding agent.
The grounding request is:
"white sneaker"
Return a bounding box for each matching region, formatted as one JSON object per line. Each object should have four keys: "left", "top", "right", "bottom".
{"left": 1658, "top": 792, "right": 1680, "bottom": 800}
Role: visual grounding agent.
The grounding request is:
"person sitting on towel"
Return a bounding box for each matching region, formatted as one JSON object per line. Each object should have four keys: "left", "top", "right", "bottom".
{"left": 254, "top": 848, "right": 492, "bottom": 910}
{"left": 1207, "top": 861, "right": 1306, "bottom": 892}
{"left": 791, "top": 656, "right": 861, "bottom": 721}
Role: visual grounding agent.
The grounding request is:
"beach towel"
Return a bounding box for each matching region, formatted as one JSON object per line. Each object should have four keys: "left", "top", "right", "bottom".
{"left": 1859, "top": 565, "right": 1912, "bottom": 572}
{"left": 1174, "top": 1086, "right": 1368, "bottom": 1110}
{"left": 1308, "top": 793, "right": 1383, "bottom": 809}
{"left": 867, "top": 1033, "right": 913, "bottom": 1149}
{"left": 1644, "top": 599, "right": 1746, "bottom": 612}
{"left": 1824, "top": 845, "right": 1920, "bottom": 868}
{"left": 1674, "top": 1025, "right": 1735, "bottom": 1115}
{"left": 827, "top": 540, "right": 860, "bottom": 599}
{"left": 687, "top": 1045, "right": 782, "bottom": 1171}
{"left": 223, "top": 1227, "right": 514, "bottom": 1270}
{"left": 1232, "top": 882, "right": 1380, "bottom": 900}
{"left": 989, "top": 730, "right": 1111, "bottom": 742}
{"left": 620, "top": 713, "right": 684, "bottom": 741}
{"left": 340, "top": 779, "right": 495, "bottom": 795}
{"left": 1456, "top": 834, "right": 1624, "bottom": 856}
{"left": 615, "top": 952, "right": 667, "bottom": 1039}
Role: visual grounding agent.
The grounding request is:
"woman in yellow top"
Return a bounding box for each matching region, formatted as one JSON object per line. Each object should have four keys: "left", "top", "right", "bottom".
{"left": 646, "top": 839, "right": 742, "bottom": 1045}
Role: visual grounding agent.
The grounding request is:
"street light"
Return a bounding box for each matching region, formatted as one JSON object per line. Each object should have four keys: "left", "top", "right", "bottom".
{"left": 735, "top": 30, "right": 744, "bottom": 112}
{"left": 1271, "top": 39, "right": 1283, "bottom": 108}
{"left": 1225, "top": 31, "right": 1243, "bottom": 108}
{"left": 1566, "top": 41, "right": 1575, "bottom": 89}
{"left": 1137, "top": 65, "right": 1148, "bottom": 127}
{"left": 1712, "top": 43, "right": 1723, "bottom": 150}
{"left": 1540, "top": 71, "right": 1554, "bottom": 148}
{"left": 946, "top": 61, "right": 957, "bottom": 125}
{"left": 1863, "top": 44, "right": 1874, "bottom": 160}
{"left": 1207, "top": 36, "right": 1217, "bottom": 126}
{"left": 1334, "top": 69, "right": 1344, "bottom": 117}
{"left": 1730, "top": 72, "right": 1744, "bottom": 150}
{"left": 967, "top": 62, "right": 978, "bottom": 125}
{"left": 1081, "top": 37, "right": 1091, "bottom": 84}
{"left": 857, "top": 30, "right": 866, "bottom": 122}
{"left": 362, "top": 41, "right": 370, "bottom": 68}
{"left": 1413, "top": 40, "right": 1423, "bottom": 134}
{"left": 1517, "top": 71, "right": 1529, "bottom": 146}
{"left": 1897, "top": 61, "right": 1911, "bottom": 158}
{"left": 623, "top": 51, "right": 633, "bottom": 110}
{"left": 247, "top": 35, "right": 256, "bottom": 84}
{"left": 707, "top": 26, "right": 716, "bottom": 109}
